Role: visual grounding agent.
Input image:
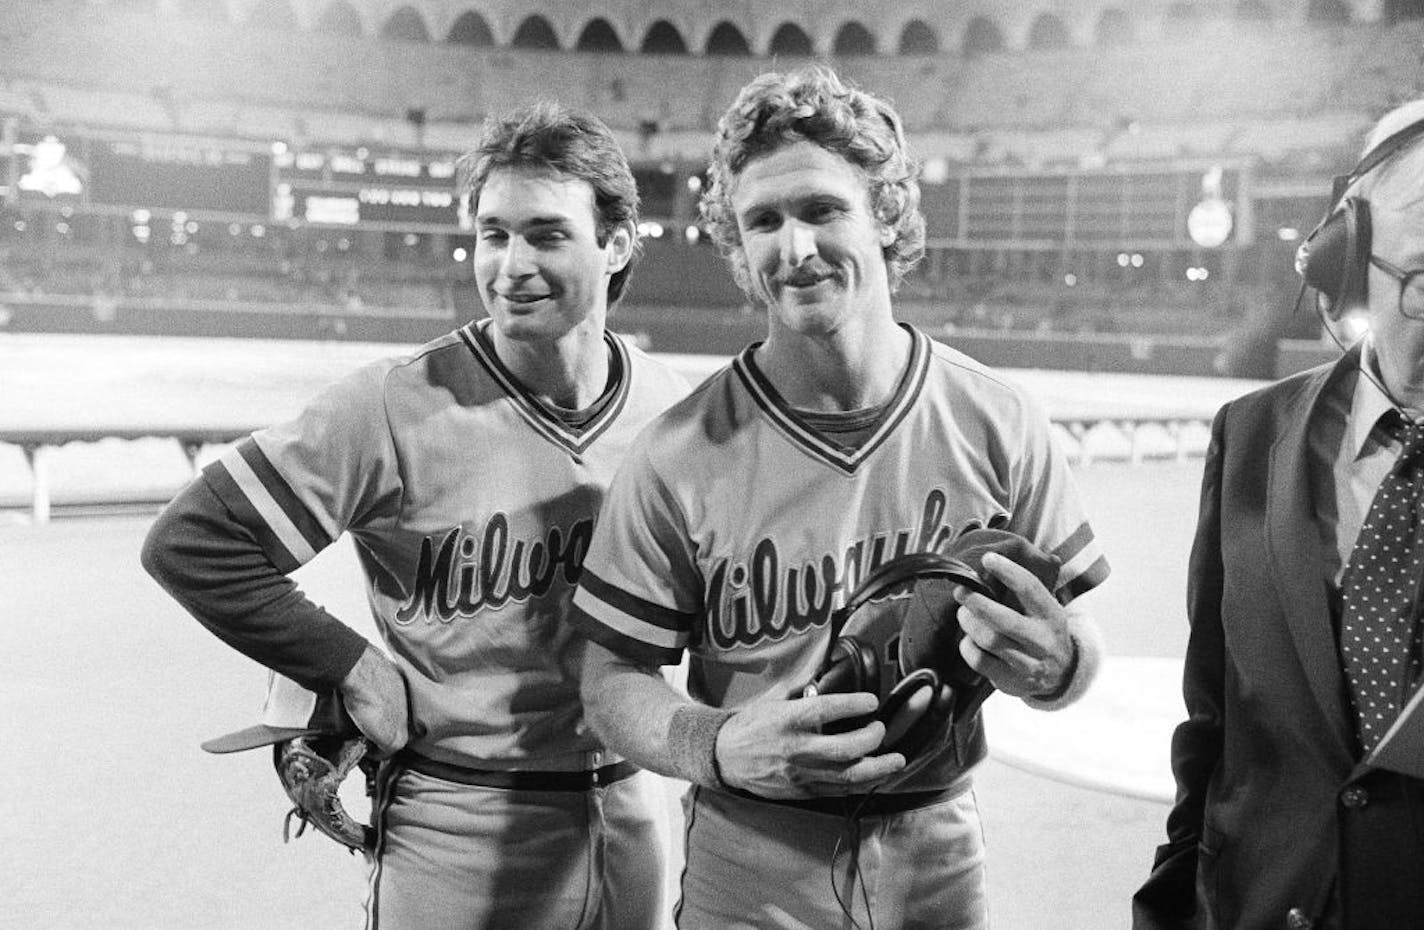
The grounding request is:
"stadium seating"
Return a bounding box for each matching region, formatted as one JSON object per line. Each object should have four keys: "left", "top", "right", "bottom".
{"left": 2, "top": 0, "right": 1418, "bottom": 353}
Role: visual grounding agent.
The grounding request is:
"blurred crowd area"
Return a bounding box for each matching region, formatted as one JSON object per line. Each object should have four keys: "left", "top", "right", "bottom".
{"left": 0, "top": 0, "right": 1405, "bottom": 359}
{"left": 0, "top": 207, "right": 1274, "bottom": 343}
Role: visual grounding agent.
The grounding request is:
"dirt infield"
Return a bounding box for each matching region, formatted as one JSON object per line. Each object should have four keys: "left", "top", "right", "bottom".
{"left": 3, "top": 458, "right": 1194, "bottom": 929}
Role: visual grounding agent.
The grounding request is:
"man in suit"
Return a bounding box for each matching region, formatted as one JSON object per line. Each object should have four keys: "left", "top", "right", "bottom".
{"left": 1133, "top": 98, "right": 1424, "bottom": 930}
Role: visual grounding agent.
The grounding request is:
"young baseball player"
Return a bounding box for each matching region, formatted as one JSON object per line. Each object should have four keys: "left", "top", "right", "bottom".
{"left": 569, "top": 67, "right": 1110, "bottom": 929}
{"left": 142, "top": 103, "right": 690, "bottom": 929}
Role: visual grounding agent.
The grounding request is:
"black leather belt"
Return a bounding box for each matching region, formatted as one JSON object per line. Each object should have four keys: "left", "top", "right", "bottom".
{"left": 398, "top": 751, "right": 638, "bottom": 791}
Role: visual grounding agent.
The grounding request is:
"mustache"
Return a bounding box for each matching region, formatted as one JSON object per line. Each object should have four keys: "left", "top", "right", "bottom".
{"left": 780, "top": 264, "right": 836, "bottom": 287}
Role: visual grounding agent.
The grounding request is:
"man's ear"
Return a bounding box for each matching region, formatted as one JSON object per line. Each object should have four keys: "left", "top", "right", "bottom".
{"left": 878, "top": 222, "right": 896, "bottom": 248}
{"left": 605, "top": 223, "right": 635, "bottom": 274}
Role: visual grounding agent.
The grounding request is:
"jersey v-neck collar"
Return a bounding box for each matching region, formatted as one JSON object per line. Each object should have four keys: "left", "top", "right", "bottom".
{"left": 458, "top": 320, "right": 630, "bottom": 456}
{"left": 732, "top": 324, "right": 930, "bottom": 475}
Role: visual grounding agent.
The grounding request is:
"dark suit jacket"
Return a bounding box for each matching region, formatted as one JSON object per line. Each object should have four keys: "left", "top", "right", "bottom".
{"left": 1133, "top": 347, "right": 1424, "bottom": 930}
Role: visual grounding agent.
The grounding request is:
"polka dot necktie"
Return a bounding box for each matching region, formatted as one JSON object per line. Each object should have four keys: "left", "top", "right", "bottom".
{"left": 1341, "top": 411, "right": 1424, "bottom": 754}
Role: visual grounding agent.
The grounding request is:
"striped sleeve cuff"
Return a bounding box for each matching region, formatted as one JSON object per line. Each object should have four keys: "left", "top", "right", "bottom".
{"left": 1051, "top": 521, "right": 1110, "bottom": 603}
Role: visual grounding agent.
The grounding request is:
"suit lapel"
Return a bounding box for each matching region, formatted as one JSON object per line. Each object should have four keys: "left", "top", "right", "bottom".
{"left": 1265, "top": 349, "right": 1359, "bottom": 760}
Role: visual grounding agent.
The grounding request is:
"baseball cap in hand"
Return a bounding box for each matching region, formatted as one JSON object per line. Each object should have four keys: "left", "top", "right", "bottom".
{"left": 202, "top": 671, "right": 360, "bottom": 754}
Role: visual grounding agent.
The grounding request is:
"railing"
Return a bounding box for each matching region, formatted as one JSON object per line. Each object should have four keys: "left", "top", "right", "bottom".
{"left": 0, "top": 334, "right": 1256, "bottom": 524}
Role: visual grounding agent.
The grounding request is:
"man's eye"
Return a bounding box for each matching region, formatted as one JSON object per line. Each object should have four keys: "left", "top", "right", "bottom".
{"left": 745, "top": 212, "right": 778, "bottom": 231}
{"left": 478, "top": 229, "right": 506, "bottom": 243}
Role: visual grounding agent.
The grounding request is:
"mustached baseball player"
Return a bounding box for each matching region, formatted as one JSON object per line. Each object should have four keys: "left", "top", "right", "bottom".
{"left": 569, "top": 67, "right": 1110, "bottom": 929}
{"left": 142, "top": 103, "right": 690, "bottom": 929}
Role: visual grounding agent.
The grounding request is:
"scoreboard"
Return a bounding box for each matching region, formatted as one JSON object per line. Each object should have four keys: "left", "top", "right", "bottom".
{"left": 271, "top": 146, "right": 463, "bottom": 230}
{"left": 5, "top": 130, "right": 468, "bottom": 231}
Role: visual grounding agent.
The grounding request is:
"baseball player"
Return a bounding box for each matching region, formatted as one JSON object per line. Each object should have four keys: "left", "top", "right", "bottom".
{"left": 142, "top": 102, "right": 690, "bottom": 929}
{"left": 569, "top": 67, "right": 1110, "bottom": 929}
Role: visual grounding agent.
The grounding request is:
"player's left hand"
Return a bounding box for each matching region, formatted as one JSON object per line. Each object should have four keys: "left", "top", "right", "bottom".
{"left": 952, "top": 551, "right": 1074, "bottom": 698}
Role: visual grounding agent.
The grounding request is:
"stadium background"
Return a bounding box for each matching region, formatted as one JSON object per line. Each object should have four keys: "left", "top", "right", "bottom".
{"left": 3, "top": 0, "right": 1419, "bottom": 926}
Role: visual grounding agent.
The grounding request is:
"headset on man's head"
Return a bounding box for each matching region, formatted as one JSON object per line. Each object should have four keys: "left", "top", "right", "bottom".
{"left": 1297, "top": 117, "right": 1424, "bottom": 320}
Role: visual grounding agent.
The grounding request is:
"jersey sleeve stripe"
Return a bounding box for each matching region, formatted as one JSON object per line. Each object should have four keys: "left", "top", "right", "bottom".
{"left": 1061, "top": 554, "right": 1110, "bottom": 600}
{"left": 567, "top": 604, "right": 685, "bottom": 668}
{"left": 210, "top": 444, "right": 323, "bottom": 567}
{"left": 1048, "top": 521, "right": 1110, "bottom": 600}
{"left": 237, "top": 440, "right": 339, "bottom": 546}
{"left": 572, "top": 585, "right": 692, "bottom": 650}
{"left": 201, "top": 463, "right": 304, "bottom": 575}
{"left": 579, "top": 569, "right": 695, "bottom": 633}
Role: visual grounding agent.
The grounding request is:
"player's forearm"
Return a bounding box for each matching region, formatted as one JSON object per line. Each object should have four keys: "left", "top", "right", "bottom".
{"left": 580, "top": 640, "right": 733, "bottom": 786}
{"left": 142, "top": 478, "right": 369, "bottom": 689}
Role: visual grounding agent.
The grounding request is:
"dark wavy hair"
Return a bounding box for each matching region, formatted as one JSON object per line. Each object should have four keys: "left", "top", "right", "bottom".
{"left": 699, "top": 66, "right": 925, "bottom": 295}
{"left": 457, "top": 102, "right": 641, "bottom": 304}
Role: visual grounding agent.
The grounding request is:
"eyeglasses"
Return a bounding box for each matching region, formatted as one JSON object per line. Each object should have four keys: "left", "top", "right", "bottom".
{"left": 1370, "top": 255, "right": 1424, "bottom": 320}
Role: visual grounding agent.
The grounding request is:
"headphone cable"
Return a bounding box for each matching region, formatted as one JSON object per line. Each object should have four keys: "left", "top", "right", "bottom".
{"left": 829, "top": 789, "right": 881, "bottom": 930}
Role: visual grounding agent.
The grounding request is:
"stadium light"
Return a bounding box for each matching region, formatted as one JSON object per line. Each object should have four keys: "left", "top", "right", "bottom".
{"left": 1187, "top": 166, "right": 1233, "bottom": 248}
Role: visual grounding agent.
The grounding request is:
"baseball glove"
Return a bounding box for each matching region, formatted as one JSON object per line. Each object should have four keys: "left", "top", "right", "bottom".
{"left": 801, "top": 527, "right": 1062, "bottom": 779}
{"left": 274, "top": 734, "right": 377, "bottom": 855}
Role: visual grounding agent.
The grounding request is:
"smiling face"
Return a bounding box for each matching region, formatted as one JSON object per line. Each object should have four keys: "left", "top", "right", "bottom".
{"left": 472, "top": 167, "right": 632, "bottom": 345}
{"left": 728, "top": 141, "right": 895, "bottom": 337}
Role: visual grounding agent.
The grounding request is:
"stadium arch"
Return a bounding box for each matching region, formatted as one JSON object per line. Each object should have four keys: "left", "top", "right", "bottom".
{"left": 510, "top": 13, "right": 560, "bottom": 49}
{"left": 896, "top": 18, "right": 941, "bottom": 54}
{"left": 1095, "top": 7, "right": 1134, "bottom": 45}
{"left": 767, "top": 21, "right": 815, "bottom": 56}
{"left": 574, "top": 17, "right": 626, "bottom": 53}
{"left": 831, "top": 20, "right": 878, "bottom": 56}
{"left": 702, "top": 20, "right": 752, "bottom": 55}
{"left": 380, "top": 4, "right": 431, "bottom": 42}
{"left": 1027, "top": 13, "right": 1072, "bottom": 50}
{"left": 314, "top": 0, "right": 364, "bottom": 36}
{"left": 961, "top": 15, "right": 1005, "bottom": 56}
{"left": 238, "top": 0, "right": 305, "bottom": 31}
{"left": 640, "top": 19, "right": 690, "bottom": 54}
{"left": 446, "top": 9, "right": 495, "bottom": 46}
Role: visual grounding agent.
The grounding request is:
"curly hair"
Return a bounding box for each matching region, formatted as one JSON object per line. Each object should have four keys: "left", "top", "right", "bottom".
{"left": 699, "top": 66, "right": 925, "bottom": 295}
{"left": 456, "top": 101, "right": 641, "bottom": 304}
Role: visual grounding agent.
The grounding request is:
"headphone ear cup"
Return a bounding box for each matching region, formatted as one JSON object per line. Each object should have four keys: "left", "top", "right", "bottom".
{"left": 805, "top": 637, "right": 882, "bottom": 735}
{"left": 1301, "top": 197, "right": 1371, "bottom": 320}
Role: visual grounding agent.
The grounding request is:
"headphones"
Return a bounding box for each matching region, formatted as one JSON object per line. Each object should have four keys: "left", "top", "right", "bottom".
{"left": 1297, "top": 117, "right": 1424, "bottom": 320}
{"left": 803, "top": 551, "right": 986, "bottom": 769}
{"left": 812, "top": 552, "right": 991, "bottom": 701}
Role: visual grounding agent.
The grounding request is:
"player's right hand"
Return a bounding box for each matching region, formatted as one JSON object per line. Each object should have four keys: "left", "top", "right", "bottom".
{"left": 714, "top": 693, "right": 907, "bottom": 800}
{"left": 340, "top": 644, "right": 411, "bottom": 756}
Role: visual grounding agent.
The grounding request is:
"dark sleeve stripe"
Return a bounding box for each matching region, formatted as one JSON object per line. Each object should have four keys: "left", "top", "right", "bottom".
{"left": 579, "top": 569, "right": 697, "bottom": 632}
{"left": 1061, "top": 555, "right": 1111, "bottom": 602}
{"left": 234, "top": 439, "right": 334, "bottom": 552}
{"left": 202, "top": 463, "right": 304, "bottom": 575}
{"left": 568, "top": 604, "right": 684, "bottom": 668}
